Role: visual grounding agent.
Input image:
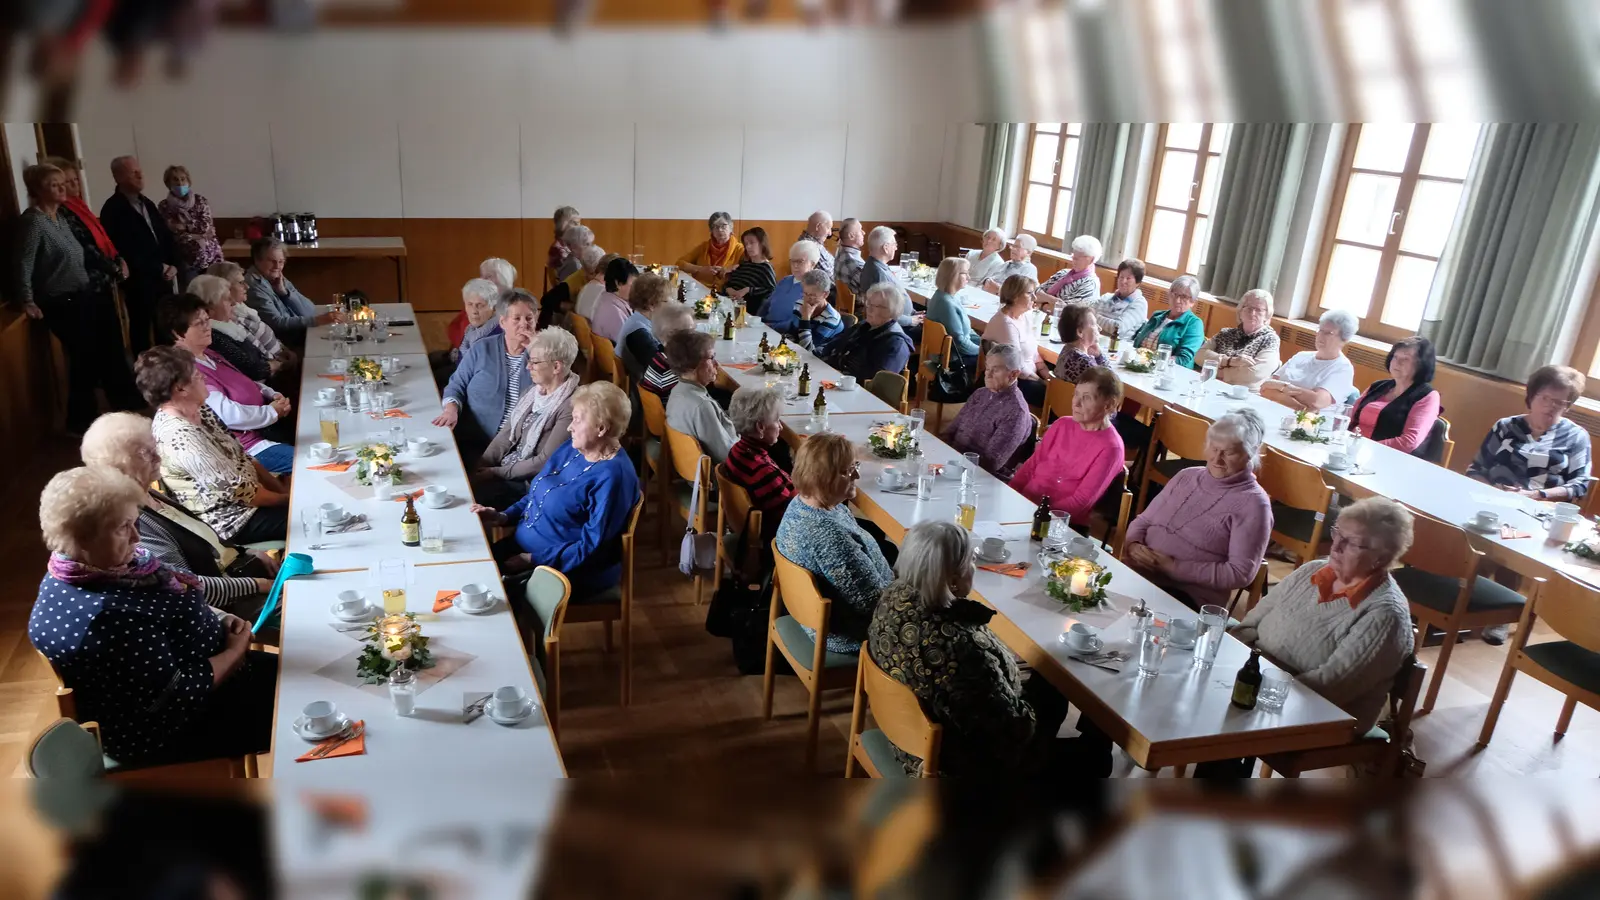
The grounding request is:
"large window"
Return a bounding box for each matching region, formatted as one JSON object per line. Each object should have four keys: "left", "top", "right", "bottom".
{"left": 1018, "top": 123, "right": 1082, "bottom": 245}
{"left": 1311, "top": 123, "right": 1480, "bottom": 342}
{"left": 1138, "top": 123, "right": 1231, "bottom": 281}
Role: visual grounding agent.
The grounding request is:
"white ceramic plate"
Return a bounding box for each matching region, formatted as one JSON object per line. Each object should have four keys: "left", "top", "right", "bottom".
{"left": 292, "top": 712, "right": 352, "bottom": 742}
{"left": 485, "top": 700, "right": 536, "bottom": 726}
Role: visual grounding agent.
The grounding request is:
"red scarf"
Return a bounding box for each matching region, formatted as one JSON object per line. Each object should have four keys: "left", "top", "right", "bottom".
{"left": 64, "top": 195, "right": 119, "bottom": 260}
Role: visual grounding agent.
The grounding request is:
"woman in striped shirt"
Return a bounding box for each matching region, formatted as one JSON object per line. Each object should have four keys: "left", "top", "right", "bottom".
{"left": 639, "top": 302, "right": 697, "bottom": 399}
{"left": 725, "top": 387, "right": 795, "bottom": 547}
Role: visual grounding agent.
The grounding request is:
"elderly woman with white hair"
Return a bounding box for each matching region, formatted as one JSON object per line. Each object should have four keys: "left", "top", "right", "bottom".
{"left": 981, "top": 234, "right": 1040, "bottom": 293}
{"left": 677, "top": 211, "right": 744, "bottom": 292}
{"left": 823, "top": 282, "right": 917, "bottom": 383}
{"left": 433, "top": 277, "right": 505, "bottom": 384}
{"left": 30, "top": 466, "right": 278, "bottom": 767}
{"left": 81, "top": 412, "right": 276, "bottom": 618}
{"left": 1195, "top": 289, "right": 1280, "bottom": 388}
{"left": 726, "top": 386, "right": 796, "bottom": 546}
{"left": 666, "top": 331, "right": 740, "bottom": 464}
{"left": 761, "top": 239, "right": 823, "bottom": 331}
{"left": 1197, "top": 497, "right": 1416, "bottom": 776}
{"left": 473, "top": 326, "right": 583, "bottom": 508}
{"left": 866, "top": 520, "right": 1074, "bottom": 776}
{"left": 1092, "top": 257, "right": 1150, "bottom": 339}
{"left": 965, "top": 227, "right": 1009, "bottom": 287}
{"left": 438, "top": 289, "right": 538, "bottom": 458}
{"left": 555, "top": 223, "right": 595, "bottom": 282}
{"left": 1261, "top": 308, "right": 1359, "bottom": 411}
{"left": 189, "top": 273, "right": 274, "bottom": 382}
{"left": 1130, "top": 273, "right": 1206, "bottom": 367}
{"left": 206, "top": 261, "right": 292, "bottom": 371}
{"left": 943, "top": 344, "right": 1034, "bottom": 478}
{"left": 1124, "top": 409, "right": 1274, "bottom": 610}
{"left": 1040, "top": 234, "right": 1104, "bottom": 306}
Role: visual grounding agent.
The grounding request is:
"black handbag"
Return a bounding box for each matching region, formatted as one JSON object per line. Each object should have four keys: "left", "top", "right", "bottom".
{"left": 926, "top": 353, "right": 975, "bottom": 403}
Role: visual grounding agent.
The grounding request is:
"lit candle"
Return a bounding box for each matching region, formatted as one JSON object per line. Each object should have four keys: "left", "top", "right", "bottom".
{"left": 1069, "top": 569, "right": 1091, "bottom": 596}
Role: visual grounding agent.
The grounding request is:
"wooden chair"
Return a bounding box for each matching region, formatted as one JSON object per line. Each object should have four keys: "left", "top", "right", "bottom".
{"left": 845, "top": 649, "right": 942, "bottom": 778}
{"left": 713, "top": 462, "right": 763, "bottom": 590}
{"left": 1136, "top": 407, "right": 1210, "bottom": 513}
{"left": 835, "top": 278, "right": 857, "bottom": 317}
{"left": 563, "top": 494, "right": 644, "bottom": 706}
{"left": 1260, "top": 655, "right": 1426, "bottom": 777}
{"left": 1087, "top": 464, "right": 1134, "bottom": 557}
{"left": 1043, "top": 377, "right": 1075, "bottom": 427}
{"left": 1258, "top": 445, "right": 1335, "bottom": 564}
{"left": 636, "top": 389, "right": 673, "bottom": 549}
{"left": 868, "top": 369, "right": 910, "bottom": 414}
{"left": 1436, "top": 416, "right": 1456, "bottom": 468}
{"left": 840, "top": 312, "right": 858, "bottom": 328}
{"left": 25, "top": 718, "right": 110, "bottom": 778}
{"left": 915, "top": 319, "right": 954, "bottom": 430}
{"left": 520, "top": 566, "right": 572, "bottom": 739}
{"left": 1392, "top": 511, "right": 1528, "bottom": 714}
{"left": 569, "top": 313, "right": 596, "bottom": 381}
{"left": 664, "top": 424, "right": 715, "bottom": 605}
{"left": 1479, "top": 573, "right": 1600, "bottom": 748}
{"left": 1228, "top": 562, "right": 1270, "bottom": 619}
{"left": 763, "top": 544, "right": 861, "bottom": 772}
{"left": 591, "top": 334, "right": 628, "bottom": 393}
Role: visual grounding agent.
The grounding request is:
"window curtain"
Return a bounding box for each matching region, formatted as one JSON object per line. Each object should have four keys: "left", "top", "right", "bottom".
{"left": 973, "top": 124, "right": 1015, "bottom": 231}
{"left": 1201, "top": 123, "right": 1311, "bottom": 299}
{"left": 1066, "top": 123, "right": 1130, "bottom": 245}
{"left": 1419, "top": 124, "right": 1600, "bottom": 381}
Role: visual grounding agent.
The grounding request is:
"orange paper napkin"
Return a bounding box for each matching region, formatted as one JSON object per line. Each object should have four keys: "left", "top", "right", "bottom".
{"left": 370, "top": 409, "right": 411, "bottom": 419}
{"left": 308, "top": 460, "right": 356, "bottom": 472}
{"left": 821, "top": 380, "right": 838, "bottom": 390}
{"left": 318, "top": 374, "right": 346, "bottom": 382}
{"left": 722, "top": 362, "right": 759, "bottom": 371}
{"left": 978, "top": 562, "right": 1030, "bottom": 578}
{"left": 433, "top": 589, "right": 459, "bottom": 612}
{"left": 295, "top": 720, "right": 366, "bottom": 763}
{"left": 1500, "top": 525, "right": 1533, "bottom": 540}
{"left": 391, "top": 489, "right": 425, "bottom": 502}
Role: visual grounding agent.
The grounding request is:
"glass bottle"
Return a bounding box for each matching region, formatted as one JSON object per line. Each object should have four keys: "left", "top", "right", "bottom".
{"left": 798, "top": 363, "right": 812, "bottom": 397}
{"left": 389, "top": 666, "right": 417, "bottom": 716}
{"left": 1231, "top": 650, "right": 1263, "bottom": 710}
{"left": 400, "top": 496, "right": 421, "bottom": 547}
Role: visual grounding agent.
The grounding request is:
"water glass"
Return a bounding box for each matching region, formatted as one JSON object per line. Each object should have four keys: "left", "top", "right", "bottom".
{"left": 300, "top": 509, "right": 328, "bottom": 542}
{"left": 373, "top": 316, "right": 390, "bottom": 343}
{"left": 1193, "top": 604, "right": 1228, "bottom": 668}
{"left": 422, "top": 523, "right": 445, "bottom": 553}
{"left": 1045, "top": 511, "right": 1073, "bottom": 549}
{"left": 908, "top": 408, "right": 927, "bottom": 437}
{"left": 1155, "top": 345, "right": 1173, "bottom": 372}
{"left": 917, "top": 463, "right": 937, "bottom": 501}
{"left": 1137, "top": 624, "right": 1167, "bottom": 678}
{"left": 1199, "top": 359, "right": 1219, "bottom": 385}
{"left": 1258, "top": 671, "right": 1293, "bottom": 711}
{"left": 389, "top": 424, "right": 406, "bottom": 447}
{"left": 388, "top": 667, "right": 417, "bottom": 716}
{"left": 962, "top": 452, "right": 981, "bottom": 483}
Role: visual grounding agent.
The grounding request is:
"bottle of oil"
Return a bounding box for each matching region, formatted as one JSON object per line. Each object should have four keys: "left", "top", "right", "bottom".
{"left": 1231, "top": 650, "right": 1263, "bottom": 710}
{"left": 400, "top": 496, "right": 421, "bottom": 548}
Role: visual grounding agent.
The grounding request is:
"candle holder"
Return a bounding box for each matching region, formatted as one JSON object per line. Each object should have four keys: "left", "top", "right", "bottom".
{"left": 1289, "top": 409, "right": 1331, "bottom": 443}
{"left": 1121, "top": 348, "right": 1156, "bottom": 373}
{"left": 1044, "top": 557, "right": 1112, "bottom": 612}
{"left": 347, "top": 356, "right": 386, "bottom": 383}
{"left": 760, "top": 342, "right": 799, "bottom": 374}
{"left": 357, "top": 613, "right": 435, "bottom": 684}
{"left": 355, "top": 442, "right": 404, "bottom": 486}
{"left": 868, "top": 421, "right": 918, "bottom": 460}
{"left": 692, "top": 294, "right": 719, "bottom": 319}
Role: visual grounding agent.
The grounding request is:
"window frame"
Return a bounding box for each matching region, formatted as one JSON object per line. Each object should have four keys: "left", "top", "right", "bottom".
{"left": 1016, "top": 123, "right": 1081, "bottom": 247}
{"left": 1137, "top": 123, "right": 1227, "bottom": 282}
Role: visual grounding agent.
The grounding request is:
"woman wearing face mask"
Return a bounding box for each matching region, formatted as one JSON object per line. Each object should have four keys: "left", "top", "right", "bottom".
{"left": 157, "top": 165, "right": 222, "bottom": 287}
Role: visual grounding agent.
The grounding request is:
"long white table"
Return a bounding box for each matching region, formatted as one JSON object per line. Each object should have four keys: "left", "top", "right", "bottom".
{"left": 301, "top": 302, "right": 428, "bottom": 358}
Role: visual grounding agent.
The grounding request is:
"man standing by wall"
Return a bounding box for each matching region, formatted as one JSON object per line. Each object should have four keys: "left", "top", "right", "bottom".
{"left": 99, "top": 155, "right": 178, "bottom": 355}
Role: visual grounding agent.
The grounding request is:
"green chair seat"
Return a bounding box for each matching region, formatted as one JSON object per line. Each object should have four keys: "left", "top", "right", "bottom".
{"left": 644, "top": 438, "right": 661, "bottom": 466}
{"left": 572, "top": 584, "right": 621, "bottom": 607}
{"left": 1523, "top": 641, "right": 1600, "bottom": 695}
{"left": 860, "top": 728, "right": 913, "bottom": 778}
{"left": 28, "top": 720, "right": 108, "bottom": 778}
{"left": 1392, "top": 567, "right": 1528, "bottom": 615}
{"left": 1270, "top": 501, "right": 1333, "bottom": 543}
{"left": 1152, "top": 457, "right": 1204, "bottom": 480}
{"left": 673, "top": 482, "right": 719, "bottom": 518}
{"left": 775, "top": 615, "right": 859, "bottom": 672}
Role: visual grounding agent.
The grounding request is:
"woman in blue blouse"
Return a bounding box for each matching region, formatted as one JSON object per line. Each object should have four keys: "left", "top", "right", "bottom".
{"left": 1129, "top": 274, "right": 1205, "bottom": 368}
{"left": 472, "top": 381, "right": 640, "bottom": 596}
{"left": 924, "top": 256, "right": 981, "bottom": 366}
{"left": 30, "top": 466, "right": 276, "bottom": 766}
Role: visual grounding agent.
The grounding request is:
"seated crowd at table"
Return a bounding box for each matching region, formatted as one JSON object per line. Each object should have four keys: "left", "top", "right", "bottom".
{"left": 20, "top": 169, "right": 1597, "bottom": 778}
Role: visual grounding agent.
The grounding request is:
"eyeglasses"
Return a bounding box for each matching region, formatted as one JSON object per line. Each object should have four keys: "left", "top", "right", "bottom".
{"left": 843, "top": 463, "right": 861, "bottom": 479}
{"left": 1329, "top": 527, "right": 1377, "bottom": 553}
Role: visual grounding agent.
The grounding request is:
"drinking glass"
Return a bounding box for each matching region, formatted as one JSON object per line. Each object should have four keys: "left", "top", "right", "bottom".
{"left": 1193, "top": 604, "right": 1228, "bottom": 668}
{"left": 389, "top": 424, "right": 406, "bottom": 448}
{"left": 319, "top": 408, "right": 341, "bottom": 446}
{"left": 1045, "top": 511, "right": 1073, "bottom": 552}
{"left": 379, "top": 559, "right": 407, "bottom": 614}
{"left": 917, "top": 463, "right": 937, "bottom": 501}
{"left": 300, "top": 509, "right": 327, "bottom": 542}
{"left": 1199, "top": 359, "right": 1219, "bottom": 386}
{"left": 1258, "top": 671, "right": 1293, "bottom": 711}
{"left": 962, "top": 452, "right": 981, "bottom": 483}
{"left": 422, "top": 523, "right": 445, "bottom": 553}
{"left": 388, "top": 667, "right": 417, "bottom": 716}
{"left": 1155, "top": 345, "right": 1173, "bottom": 372}
{"left": 373, "top": 316, "right": 389, "bottom": 343}
{"left": 1137, "top": 624, "right": 1167, "bottom": 678}
{"left": 909, "top": 408, "right": 927, "bottom": 437}
{"left": 955, "top": 483, "right": 978, "bottom": 529}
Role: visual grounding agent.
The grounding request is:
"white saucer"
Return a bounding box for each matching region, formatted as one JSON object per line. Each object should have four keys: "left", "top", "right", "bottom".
{"left": 292, "top": 712, "right": 352, "bottom": 742}
{"left": 485, "top": 699, "right": 535, "bottom": 725}
{"left": 309, "top": 454, "right": 339, "bottom": 465}
{"left": 1463, "top": 520, "right": 1500, "bottom": 534}
{"left": 456, "top": 596, "right": 497, "bottom": 615}
{"left": 1060, "top": 635, "right": 1105, "bottom": 655}
{"left": 836, "top": 383, "right": 857, "bottom": 392}
{"left": 1323, "top": 461, "right": 1352, "bottom": 473}
{"left": 976, "top": 548, "right": 1012, "bottom": 564}
{"left": 423, "top": 496, "right": 452, "bottom": 510}
{"left": 331, "top": 603, "right": 377, "bottom": 622}
{"left": 321, "top": 511, "right": 352, "bottom": 526}
{"left": 1168, "top": 635, "right": 1196, "bottom": 651}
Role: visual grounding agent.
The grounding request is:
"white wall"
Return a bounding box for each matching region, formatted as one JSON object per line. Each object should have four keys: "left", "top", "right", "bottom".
{"left": 70, "top": 28, "right": 981, "bottom": 224}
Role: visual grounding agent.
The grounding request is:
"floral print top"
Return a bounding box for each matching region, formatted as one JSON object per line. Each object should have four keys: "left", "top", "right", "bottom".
{"left": 157, "top": 193, "right": 224, "bottom": 272}
{"left": 152, "top": 405, "right": 260, "bottom": 540}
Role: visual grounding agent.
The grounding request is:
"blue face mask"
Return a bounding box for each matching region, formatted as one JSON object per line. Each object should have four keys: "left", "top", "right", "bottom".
{"left": 173, "top": 184, "right": 191, "bottom": 198}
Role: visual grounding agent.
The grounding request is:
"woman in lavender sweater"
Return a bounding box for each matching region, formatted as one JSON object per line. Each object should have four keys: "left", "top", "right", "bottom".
{"left": 942, "top": 344, "right": 1034, "bottom": 479}
{"left": 1124, "top": 409, "right": 1273, "bottom": 610}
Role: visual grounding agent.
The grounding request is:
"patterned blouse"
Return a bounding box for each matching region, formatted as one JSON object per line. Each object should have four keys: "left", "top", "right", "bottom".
{"left": 1054, "top": 345, "right": 1109, "bottom": 384}
{"left": 1467, "top": 415, "right": 1593, "bottom": 499}
{"left": 867, "top": 583, "right": 1037, "bottom": 776}
{"left": 158, "top": 193, "right": 224, "bottom": 272}
{"left": 942, "top": 384, "right": 1034, "bottom": 478}
{"left": 774, "top": 497, "right": 894, "bottom": 653}
{"left": 153, "top": 406, "right": 261, "bottom": 541}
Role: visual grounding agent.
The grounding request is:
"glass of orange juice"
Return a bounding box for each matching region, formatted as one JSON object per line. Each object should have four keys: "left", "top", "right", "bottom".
{"left": 319, "top": 408, "right": 340, "bottom": 446}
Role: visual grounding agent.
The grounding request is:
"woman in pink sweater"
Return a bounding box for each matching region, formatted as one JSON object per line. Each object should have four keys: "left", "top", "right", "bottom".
{"left": 1011, "top": 367, "right": 1125, "bottom": 522}
{"left": 1124, "top": 409, "right": 1274, "bottom": 609}
{"left": 1348, "top": 335, "right": 1442, "bottom": 457}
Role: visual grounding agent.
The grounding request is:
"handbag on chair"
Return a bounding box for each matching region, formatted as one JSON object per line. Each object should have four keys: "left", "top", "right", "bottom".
{"left": 679, "top": 466, "right": 719, "bottom": 576}
{"left": 927, "top": 353, "right": 975, "bottom": 403}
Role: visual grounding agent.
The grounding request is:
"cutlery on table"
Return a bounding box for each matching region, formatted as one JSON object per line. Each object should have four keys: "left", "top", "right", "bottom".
{"left": 463, "top": 695, "right": 492, "bottom": 723}
{"left": 305, "top": 722, "right": 362, "bottom": 759}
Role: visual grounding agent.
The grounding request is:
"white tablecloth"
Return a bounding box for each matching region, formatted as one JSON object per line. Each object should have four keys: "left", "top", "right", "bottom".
{"left": 303, "top": 303, "right": 428, "bottom": 358}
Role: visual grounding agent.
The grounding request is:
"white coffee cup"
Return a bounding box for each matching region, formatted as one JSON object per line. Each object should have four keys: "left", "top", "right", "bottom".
{"left": 407, "top": 437, "right": 432, "bottom": 456}
{"left": 1064, "top": 623, "right": 1099, "bottom": 652}
{"left": 1548, "top": 514, "right": 1581, "bottom": 544}
{"left": 318, "top": 387, "right": 339, "bottom": 403}
{"left": 423, "top": 484, "right": 449, "bottom": 507}
{"left": 303, "top": 700, "right": 339, "bottom": 733}
{"left": 1326, "top": 451, "right": 1351, "bottom": 469}
{"left": 373, "top": 483, "right": 396, "bottom": 502}
{"left": 329, "top": 358, "right": 349, "bottom": 374}
{"left": 335, "top": 590, "right": 366, "bottom": 615}
{"left": 1157, "top": 374, "right": 1176, "bottom": 390}
{"left": 309, "top": 442, "right": 334, "bottom": 460}
{"left": 1473, "top": 510, "right": 1500, "bottom": 530}
{"left": 1230, "top": 383, "right": 1249, "bottom": 399}
{"left": 459, "top": 582, "right": 490, "bottom": 609}
{"left": 1167, "top": 616, "right": 1199, "bottom": 645}
{"left": 491, "top": 685, "right": 528, "bottom": 717}
{"left": 375, "top": 391, "right": 396, "bottom": 410}
{"left": 980, "top": 536, "right": 1006, "bottom": 559}
{"left": 837, "top": 375, "right": 858, "bottom": 391}
{"left": 876, "top": 467, "right": 903, "bottom": 488}
{"left": 1552, "top": 502, "right": 1581, "bottom": 518}
{"left": 319, "top": 502, "right": 346, "bottom": 522}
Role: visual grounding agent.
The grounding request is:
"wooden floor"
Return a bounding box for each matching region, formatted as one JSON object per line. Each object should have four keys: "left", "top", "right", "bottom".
{"left": 3, "top": 434, "right": 1597, "bottom": 779}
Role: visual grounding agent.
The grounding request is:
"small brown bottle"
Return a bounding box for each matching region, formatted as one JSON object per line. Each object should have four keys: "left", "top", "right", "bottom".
{"left": 1231, "top": 650, "right": 1263, "bottom": 710}
{"left": 401, "top": 495, "right": 421, "bottom": 548}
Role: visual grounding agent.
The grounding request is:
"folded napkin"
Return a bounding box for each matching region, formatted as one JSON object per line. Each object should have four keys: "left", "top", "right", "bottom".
{"left": 1500, "top": 525, "right": 1533, "bottom": 540}
{"left": 325, "top": 516, "right": 371, "bottom": 534}
{"left": 318, "top": 374, "right": 346, "bottom": 382}
{"left": 722, "top": 362, "right": 759, "bottom": 371}
{"left": 308, "top": 460, "right": 356, "bottom": 472}
{"left": 433, "top": 589, "right": 459, "bottom": 612}
{"left": 391, "top": 489, "right": 425, "bottom": 502}
{"left": 821, "top": 380, "right": 838, "bottom": 390}
{"left": 370, "top": 409, "right": 411, "bottom": 419}
{"left": 979, "top": 561, "right": 1030, "bottom": 578}
{"left": 295, "top": 720, "right": 366, "bottom": 763}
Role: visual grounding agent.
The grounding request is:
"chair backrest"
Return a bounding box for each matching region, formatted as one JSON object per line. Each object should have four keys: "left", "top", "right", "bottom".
{"left": 1531, "top": 574, "right": 1600, "bottom": 655}
{"left": 591, "top": 335, "right": 628, "bottom": 392}
{"left": 1379, "top": 654, "right": 1426, "bottom": 769}
{"left": 714, "top": 462, "right": 761, "bottom": 541}
{"left": 1097, "top": 464, "right": 1135, "bottom": 555}
{"left": 868, "top": 370, "right": 909, "bottom": 412}
{"left": 570, "top": 313, "right": 596, "bottom": 361}
{"left": 523, "top": 566, "right": 572, "bottom": 644}
{"left": 859, "top": 650, "right": 942, "bottom": 776}
{"left": 1428, "top": 416, "right": 1455, "bottom": 468}
{"left": 35, "top": 649, "right": 77, "bottom": 720}
{"left": 836, "top": 279, "right": 857, "bottom": 316}
{"left": 1399, "top": 509, "right": 1480, "bottom": 581}
{"left": 637, "top": 386, "right": 668, "bottom": 439}
{"left": 1043, "top": 378, "right": 1075, "bottom": 426}
{"left": 916, "top": 319, "right": 952, "bottom": 393}
{"left": 665, "top": 425, "right": 712, "bottom": 529}
{"left": 773, "top": 543, "right": 832, "bottom": 636}
{"left": 1151, "top": 406, "right": 1211, "bottom": 462}
{"left": 1258, "top": 445, "right": 1335, "bottom": 512}
{"left": 26, "top": 718, "right": 106, "bottom": 779}
{"left": 840, "top": 312, "right": 858, "bottom": 328}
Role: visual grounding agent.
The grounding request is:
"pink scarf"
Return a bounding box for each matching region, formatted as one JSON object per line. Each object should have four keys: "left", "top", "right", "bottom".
{"left": 48, "top": 547, "right": 204, "bottom": 598}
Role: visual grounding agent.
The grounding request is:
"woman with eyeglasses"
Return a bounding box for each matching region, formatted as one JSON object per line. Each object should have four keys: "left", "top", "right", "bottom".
{"left": 1467, "top": 365, "right": 1592, "bottom": 503}
{"left": 677, "top": 211, "right": 745, "bottom": 292}
{"left": 473, "top": 327, "right": 582, "bottom": 509}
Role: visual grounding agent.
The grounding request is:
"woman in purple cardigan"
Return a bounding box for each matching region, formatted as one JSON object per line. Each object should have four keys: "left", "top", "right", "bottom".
{"left": 941, "top": 343, "right": 1035, "bottom": 479}
{"left": 1124, "top": 409, "right": 1273, "bottom": 609}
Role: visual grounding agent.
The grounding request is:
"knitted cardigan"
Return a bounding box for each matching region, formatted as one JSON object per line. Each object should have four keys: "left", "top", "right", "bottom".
{"left": 1124, "top": 467, "right": 1273, "bottom": 606}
